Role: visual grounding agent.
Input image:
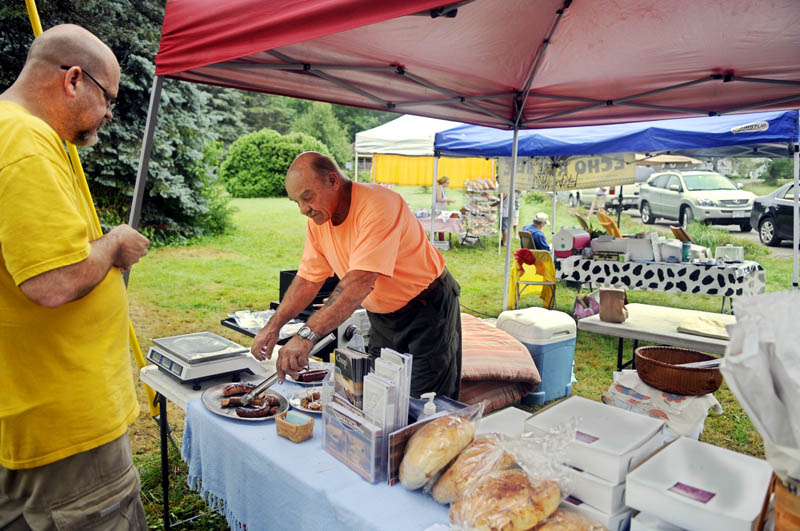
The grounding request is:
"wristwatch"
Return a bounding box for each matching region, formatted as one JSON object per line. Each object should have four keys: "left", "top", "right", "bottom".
{"left": 296, "top": 325, "right": 319, "bottom": 344}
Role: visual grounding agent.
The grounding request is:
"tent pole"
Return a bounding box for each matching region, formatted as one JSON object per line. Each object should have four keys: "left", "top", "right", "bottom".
{"left": 430, "top": 154, "right": 439, "bottom": 244}
{"left": 353, "top": 148, "right": 358, "bottom": 182}
{"left": 498, "top": 192, "right": 504, "bottom": 253}
{"left": 502, "top": 127, "right": 520, "bottom": 311}
{"left": 552, "top": 158, "right": 557, "bottom": 249}
{"left": 793, "top": 138, "right": 799, "bottom": 292}
{"left": 128, "top": 75, "right": 164, "bottom": 231}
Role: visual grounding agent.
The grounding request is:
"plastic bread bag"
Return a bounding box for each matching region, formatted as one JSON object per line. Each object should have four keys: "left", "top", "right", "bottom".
{"left": 535, "top": 507, "right": 608, "bottom": 530}
{"left": 398, "top": 401, "right": 485, "bottom": 491}
{"left": 427, "top": 432, "right": 517, "bottom": 504}
{"left": 449, "top": 418, "right": 577, "bottom": 531}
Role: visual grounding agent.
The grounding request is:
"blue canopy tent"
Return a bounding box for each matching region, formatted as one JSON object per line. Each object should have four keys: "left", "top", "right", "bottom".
{"left": 433, "top": 111, "right": 800, "bottom": 307}
{"left": 435, "top": 110, "right": 798, "bottom": 159}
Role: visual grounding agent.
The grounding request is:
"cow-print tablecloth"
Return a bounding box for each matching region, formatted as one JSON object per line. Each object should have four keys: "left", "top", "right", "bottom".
{"left": 555, "top": 256, "right": 766, "bottom": 297}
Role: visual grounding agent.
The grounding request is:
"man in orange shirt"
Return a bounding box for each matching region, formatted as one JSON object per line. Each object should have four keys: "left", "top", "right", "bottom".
{"left": 252, "top": 152, "right": 462, "bottom": 399}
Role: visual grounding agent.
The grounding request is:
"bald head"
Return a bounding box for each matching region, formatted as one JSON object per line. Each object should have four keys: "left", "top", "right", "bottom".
{"left": 287, "top": 152, "right": 343, "bottom": 185}
{"left": 2, "top": 24, "right": 119, "bottom": 145}
{"left": 286, "top": 152, "right": 352, "bottom": 225}
{"left": 26, "top": 24, "right": 117, "bottom": 80}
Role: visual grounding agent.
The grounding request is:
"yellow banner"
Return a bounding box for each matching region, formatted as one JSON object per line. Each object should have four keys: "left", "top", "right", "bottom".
{"left": 497, "top": 153, "right": 636, "bottom": 192}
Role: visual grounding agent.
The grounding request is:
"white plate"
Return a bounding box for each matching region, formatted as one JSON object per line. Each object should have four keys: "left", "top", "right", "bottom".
{"left": 289, "top": 388, "right": 324, "bottom": 414}
{"left": 285, "top": 362, "right": 330, "bottom": 386}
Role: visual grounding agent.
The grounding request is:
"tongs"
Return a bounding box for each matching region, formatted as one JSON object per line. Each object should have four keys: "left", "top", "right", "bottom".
{"left": 239, "top": 332, "right": 335, "bottom": 406}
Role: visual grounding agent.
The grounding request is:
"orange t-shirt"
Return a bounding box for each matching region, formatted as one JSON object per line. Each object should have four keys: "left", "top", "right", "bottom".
{"left": 297, "top": 183, "right": 445, "bottom": 313}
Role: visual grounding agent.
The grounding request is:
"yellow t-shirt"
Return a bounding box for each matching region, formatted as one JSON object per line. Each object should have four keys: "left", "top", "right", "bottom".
{"left": 0, "top": 101, "right": 138, "bottom": 469}
{"left": 297, "top": 182, "right": 446, "bottom": 313}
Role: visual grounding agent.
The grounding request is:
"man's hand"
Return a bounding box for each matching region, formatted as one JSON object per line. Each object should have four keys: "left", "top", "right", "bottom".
{"left": 108, "top": 224, "right": 149, "bottom": 271}
{"left": 251, "top": 325, "right": 280, "bottom": 361}
{"left": 276, "top": 335, "right": 313, "bottom": 381}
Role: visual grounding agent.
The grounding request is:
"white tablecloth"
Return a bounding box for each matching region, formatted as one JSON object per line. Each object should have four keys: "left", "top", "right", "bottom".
{"left": 182, "top": 392, "right": 449, "bottom": 531}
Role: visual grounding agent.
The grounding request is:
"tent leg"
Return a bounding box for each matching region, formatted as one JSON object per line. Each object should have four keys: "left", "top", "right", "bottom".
{"left": 353, "top": 149, "right": 358, "bottom": 182}
{"left": 430, "top": 155, "right": 439, "bottom": 244}
{"left": 502, "top": 127, "right": 520, "bottom": 311}
{"left": 552, "top": 161, "right": 557, "bottom": 248}
{"left": 128, "top": 75, "right": 164, "bottom": 232}
{"left": 793, "top": 141, "right": 799, "bottom": 292}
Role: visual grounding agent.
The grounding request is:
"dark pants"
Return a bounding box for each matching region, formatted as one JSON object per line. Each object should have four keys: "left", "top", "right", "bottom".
{"left": 367, "top": 269, "right": 462, "bottom": 400}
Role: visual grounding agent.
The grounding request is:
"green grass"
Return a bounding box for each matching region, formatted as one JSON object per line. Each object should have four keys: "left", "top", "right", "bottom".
{"left": 742, "top": 179, "right": 791, "bottom": 198}
{"left": 130, "top": 186, "right": 790, "bottom": 528}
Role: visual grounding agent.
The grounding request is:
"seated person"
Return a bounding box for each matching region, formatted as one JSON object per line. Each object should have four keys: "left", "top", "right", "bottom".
{"left": 521, "top": 212, "right": 551, "bottom": 251}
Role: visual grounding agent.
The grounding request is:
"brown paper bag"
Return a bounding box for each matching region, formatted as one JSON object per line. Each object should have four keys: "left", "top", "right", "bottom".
{"left": 599, "top": 288, "right": 628, "bottom": 323}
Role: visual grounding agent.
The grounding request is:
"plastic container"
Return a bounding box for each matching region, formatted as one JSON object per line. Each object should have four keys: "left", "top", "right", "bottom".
{"left": 496, "top": 308, "right": 576, "bottom": 405}
{"left": 681, "top": 241, "right": 691, "bottom": 262}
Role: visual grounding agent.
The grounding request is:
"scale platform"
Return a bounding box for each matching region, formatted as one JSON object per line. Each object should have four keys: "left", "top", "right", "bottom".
{"left": 147, "top": 331, "right": 266, "bottom": 386}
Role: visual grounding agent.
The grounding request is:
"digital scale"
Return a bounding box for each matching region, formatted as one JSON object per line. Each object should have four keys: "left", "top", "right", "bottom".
{"left": 147, "top": 331, "right": 267, "bottom": 386}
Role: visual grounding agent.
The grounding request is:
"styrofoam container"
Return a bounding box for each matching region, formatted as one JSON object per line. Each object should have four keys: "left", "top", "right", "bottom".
{"left": 561, "top": 495, "right": 634, "bottom": 531}
{"left": 497, "top": 308, "right": 576, "bottom": 404}
{"left": 568, "top": 465, "right": 627, "bottom": 514}
{"left": 625, "top": 437, "right": 773, "bottom": 531}
{"left": 476, "top": 406, "right": 530, "bottom": 438}
{"left": 525, "top": 396, "right": 665, "bottom": 483}
{"left": 630, "top": 512, "right": 686, "bottom": 531}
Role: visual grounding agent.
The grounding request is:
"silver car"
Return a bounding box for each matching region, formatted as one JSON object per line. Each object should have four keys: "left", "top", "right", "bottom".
{"left": 638, "top": 171, "right": 755, "bottom": 232}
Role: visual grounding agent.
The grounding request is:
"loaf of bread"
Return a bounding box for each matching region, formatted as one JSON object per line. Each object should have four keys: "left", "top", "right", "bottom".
{"left": 432, "top": 434, "right": 516, "bottom": 504}
{"left": 536, "top": 508, "right": 607, "bottom": 530}
{"left": 399, "top": 415, "right": 475, "bottom": 490}
{"left": 449, "top": 469, "right": 560, "bottom": 531}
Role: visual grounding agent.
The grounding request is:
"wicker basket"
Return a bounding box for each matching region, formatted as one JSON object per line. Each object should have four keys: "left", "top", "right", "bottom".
{"left": 634, "top": 346, "right": 723, "bottom": 396}
{"left": 275, "top": 411, "right": 314, "bottom": 443}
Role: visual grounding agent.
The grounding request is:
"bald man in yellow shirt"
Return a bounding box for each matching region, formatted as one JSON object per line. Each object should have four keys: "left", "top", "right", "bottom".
{"left": 252, "top": 152, "right": 463, "bottom": 400}
{"left": 0, "top": 25, "right": 149, "bottom": 529}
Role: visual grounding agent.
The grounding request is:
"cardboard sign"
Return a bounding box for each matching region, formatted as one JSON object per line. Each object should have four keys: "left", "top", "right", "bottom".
{"left": 497, "top": 153, "right": 636, "bottom": 192}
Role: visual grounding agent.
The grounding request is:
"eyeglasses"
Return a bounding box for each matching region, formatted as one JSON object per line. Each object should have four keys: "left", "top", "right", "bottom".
{"left": 60, "top": 65, "right": 117, "bottom": 110}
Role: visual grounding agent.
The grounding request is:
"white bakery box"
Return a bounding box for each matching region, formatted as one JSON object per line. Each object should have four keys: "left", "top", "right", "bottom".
{"left": 568, "top": 464, "right": 627, "bottom": 514}
{"left": 630, "top": 512, "right": 686, "bottom": 531}
{"left": 525, "top": 396, "right": 666, "bottom": 484}
{"left": 561, "top": 494, "right": 634, "bottom": 531}
{"left": 625, "top": 437, "right": 773, "bottom": 531}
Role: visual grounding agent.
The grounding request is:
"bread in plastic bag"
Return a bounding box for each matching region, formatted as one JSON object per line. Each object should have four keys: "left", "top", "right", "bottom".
{"left": 535, "top": 507, "right": 607, "bottom": 530}
{"left": 431, "top": 433, "right": 516, "bottom": 504}
{"left": 449, "top": 468, "right": 561, "bottom": 530}
{"left": 399, "top": 413, "right": 476, "bottom": 490}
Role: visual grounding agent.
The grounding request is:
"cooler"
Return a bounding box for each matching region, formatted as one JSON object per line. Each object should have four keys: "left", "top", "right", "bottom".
{"left": 496, "top": 308, "right": 576, "bottom": 405}
{"left": 554, "top": 227, "right": 591, "bottom": 258}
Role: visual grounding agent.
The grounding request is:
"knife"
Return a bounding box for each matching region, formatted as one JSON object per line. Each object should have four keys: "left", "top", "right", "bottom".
{"left": 239, "top": 332, "right": 335, "bottom": 406}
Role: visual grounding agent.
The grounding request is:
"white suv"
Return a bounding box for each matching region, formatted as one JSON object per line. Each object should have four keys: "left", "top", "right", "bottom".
{"left": 638, "top": 171, "right": 755, "bottom": 232}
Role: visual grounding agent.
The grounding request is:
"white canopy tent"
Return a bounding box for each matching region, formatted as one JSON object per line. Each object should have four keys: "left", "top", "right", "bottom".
{"left": 355, "top": 114, "right": 496, "bottom": 245}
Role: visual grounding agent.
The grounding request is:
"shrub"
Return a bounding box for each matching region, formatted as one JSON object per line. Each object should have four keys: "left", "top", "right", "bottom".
{"left": 220, "top": 129, "right": 333, "bottom": 197}
{"left": 688, "top": 221, "right": 768, "bottom": 260}
{"left": 522, "top": 191, "right": 548, "bottom": 204}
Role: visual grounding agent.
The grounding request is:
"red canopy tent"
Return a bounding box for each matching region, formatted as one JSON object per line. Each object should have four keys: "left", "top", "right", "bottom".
{"left": 133, "top": 0, "right": 800, "bottom": 304}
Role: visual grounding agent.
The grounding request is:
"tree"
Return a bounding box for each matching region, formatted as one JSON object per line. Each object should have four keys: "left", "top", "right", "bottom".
{"left": 291, "top": 102, "right": 353, "bottom": 167}
{"left": 764, "top": 159, "right": 793, "bottom": 186}
{"left": 220, "top": 129, "right": 333, "bottom": 197}
{"left": 0, "top": 0, "right": 237, "bottom": 243}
